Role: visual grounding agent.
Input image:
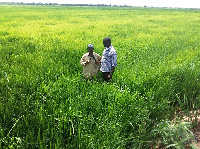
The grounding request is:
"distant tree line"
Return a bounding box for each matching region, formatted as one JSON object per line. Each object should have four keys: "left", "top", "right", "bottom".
{"left": 0, "top": 2, "right": 131, "bottom": 7}
{"left": 2, "top": 2, "right": 196, "bottom": 8}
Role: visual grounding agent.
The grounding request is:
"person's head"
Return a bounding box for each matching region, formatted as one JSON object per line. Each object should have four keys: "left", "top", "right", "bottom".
{"left": 87, "top": 44, "right": 94, "bottom": 53}
{"left": 103, "top": 37, "right": 111, "bottom": 48}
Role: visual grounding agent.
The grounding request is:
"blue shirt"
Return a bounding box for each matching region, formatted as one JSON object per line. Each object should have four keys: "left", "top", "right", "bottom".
{"left": 100, "top": 45, "right": 117, "bottom": 72}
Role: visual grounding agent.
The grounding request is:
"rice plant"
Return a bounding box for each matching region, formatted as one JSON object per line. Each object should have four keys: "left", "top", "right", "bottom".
{"left": 0, "top": 5, "right": 200, "bottom": 148}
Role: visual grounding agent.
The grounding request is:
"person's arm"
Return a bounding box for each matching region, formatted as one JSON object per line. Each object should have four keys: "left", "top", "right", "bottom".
{"left": 96, "top": 54, "right": 102, "bottom": 64}
{"left": 108, "top": 51, "right": 117, "bottom": 79}
{"left": 108, "top": 66, "right": 115, "bottom": 79}
{"left": 80, "top": 55, "right": 89, "bottom": 66}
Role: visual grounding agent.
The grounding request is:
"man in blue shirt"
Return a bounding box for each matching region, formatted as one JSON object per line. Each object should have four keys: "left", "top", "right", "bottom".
{"left": 100, "top": 37, "right": 117, "bottom": 82}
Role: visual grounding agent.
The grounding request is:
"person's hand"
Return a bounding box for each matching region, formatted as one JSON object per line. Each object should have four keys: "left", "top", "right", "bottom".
{"left": 108, "top": 74, "right": 111, "bottom": 79}
{"left": 96, "top": 61, "right": 101, "bottom": 64}
{"left": 85, "top": 60, "right": 90, "bottom": 65}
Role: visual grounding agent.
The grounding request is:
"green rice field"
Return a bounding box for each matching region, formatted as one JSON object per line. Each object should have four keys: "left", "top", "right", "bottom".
{"left": 0, "top": 5, "right": 200, "bottom": 148}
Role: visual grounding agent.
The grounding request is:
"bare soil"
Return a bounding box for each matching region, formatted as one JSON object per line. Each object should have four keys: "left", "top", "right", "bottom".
{"left": 192, "top": 122, "right": 200, "bottom": 148}
{"left": 150, "top": 109, "right": 200, "bottom": 149}
{"left": 182, "top": 110, "right": 200, "bottom": 149}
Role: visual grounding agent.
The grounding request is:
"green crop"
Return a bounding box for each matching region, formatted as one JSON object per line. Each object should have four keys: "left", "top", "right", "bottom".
{"left": 0, "top": 5, "right": 200, "bottom": 148}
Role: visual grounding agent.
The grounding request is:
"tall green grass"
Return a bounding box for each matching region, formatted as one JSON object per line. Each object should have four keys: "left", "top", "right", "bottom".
{"left": 0, "top": 6, "right": 200, "bottom": 148}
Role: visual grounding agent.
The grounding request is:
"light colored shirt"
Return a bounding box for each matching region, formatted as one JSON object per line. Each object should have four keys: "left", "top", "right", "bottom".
{"left": 80, "top": 52, "right": 101, "bottom": 79}
{"left": 100, "top": 45, "right": 117, "bottom": 72}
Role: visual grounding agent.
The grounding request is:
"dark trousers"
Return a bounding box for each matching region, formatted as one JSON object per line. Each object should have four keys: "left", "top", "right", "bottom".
{"left": 102, "top": 72, "right": 111, "bottom": 82}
